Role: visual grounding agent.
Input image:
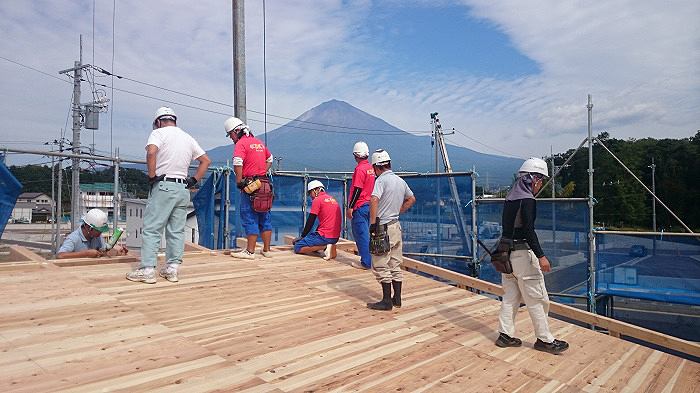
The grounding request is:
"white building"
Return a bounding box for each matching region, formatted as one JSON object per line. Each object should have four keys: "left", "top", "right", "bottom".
{"left": 124, "top": 198, "right": 198, "bottom": 250}
{"left": 11, "top": 192, "right": 53, "bottom": 222}
{"left": 79, "top": 183, "right": 125, "bottom": 221}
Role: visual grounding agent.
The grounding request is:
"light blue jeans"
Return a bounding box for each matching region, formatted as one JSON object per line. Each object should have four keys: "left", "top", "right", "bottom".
{"left": 139, "top": 181, "right": 190, "bottom": 268}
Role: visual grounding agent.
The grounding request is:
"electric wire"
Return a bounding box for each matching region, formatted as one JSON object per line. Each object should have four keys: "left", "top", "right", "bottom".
{"left": 110, "top": 0, "right": 116, "bottom": 157}
{"left": 90, "top": 66, "right": 430, "bottom": 134}
{"left": 450, "top": 129, "right": 526, "bottom": 159}
{"left": 263, "top": 0, "right": 268, "bottom": 146}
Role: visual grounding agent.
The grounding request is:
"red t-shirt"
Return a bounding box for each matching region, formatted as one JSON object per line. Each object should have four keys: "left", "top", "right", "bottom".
{"left": 233, "top": 135, "right": 271, "bottom": 177}
{"left": 311, "top": 191, "right": 342, "bottom": 239}
{"left": 349, "top": 159, "right": 375, "bottom": 209}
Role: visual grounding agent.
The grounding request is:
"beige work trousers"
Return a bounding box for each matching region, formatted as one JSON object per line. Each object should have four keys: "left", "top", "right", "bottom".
{"left": 498, "top": 249, "right": 555, "bottom": 343}
{"left": 371, "top": 221, "right": 403, "bottom": 284}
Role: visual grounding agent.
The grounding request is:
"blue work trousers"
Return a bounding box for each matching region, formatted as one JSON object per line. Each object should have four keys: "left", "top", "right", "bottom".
{"left": 351, "top": 203, "right": 372, "bottom": 268}
{"left": 140, "top": 181, "right": 190, "bottom": 268}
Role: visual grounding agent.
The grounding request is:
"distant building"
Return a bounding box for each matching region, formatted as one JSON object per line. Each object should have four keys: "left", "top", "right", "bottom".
{"left": 11, "top": 192, "right": 53, "bottom": 222}
{"left": 123, "top": 198, "right": 198, "bottom": 250}
{"left": 79, "top": 183, "right": 125, "bottom": 222}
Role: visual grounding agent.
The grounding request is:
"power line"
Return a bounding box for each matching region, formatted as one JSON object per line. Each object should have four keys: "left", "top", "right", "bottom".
{"left": 449, "top": 129, "right": 526, "bottom": 159}
{"left": 92, "top": 81, "right": 423, "bottom": 136}
{"left": 0, "top": 56, "right": 71, "bottom": 84}
{"left": 91, "top": 66, "right": 430, "bottom": 134}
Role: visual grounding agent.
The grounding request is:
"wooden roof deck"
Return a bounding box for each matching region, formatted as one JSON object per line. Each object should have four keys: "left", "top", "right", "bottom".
{"left": 1, "top": 245, "right": 699, "bottom": 392}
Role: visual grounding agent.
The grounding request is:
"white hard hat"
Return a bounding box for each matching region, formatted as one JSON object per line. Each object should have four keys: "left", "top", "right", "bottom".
{"left": 371, "top": 149, "right": 391, "bottom": 166}
{"left": 224, "top": 116, "right": 250, "bottom": 136}
{"left": 519, "top": 157, "right": 549, "bottom": 177}
{"left": 353, "top": 141, "right": 369, "bottom": 158}
{"left": 307, "top": 180, "right": 324, "bottom": 192}
{"left": 83, "top": 209, "right": 109, "bottom": 233}
{"left": 153, "top": 107, "right": 176, "bottom": 129}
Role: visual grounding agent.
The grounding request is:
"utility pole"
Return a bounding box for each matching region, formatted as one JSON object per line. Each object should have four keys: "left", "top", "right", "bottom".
{"left": 232, "top": 0, "right": 246, "bottom": 122}
{"left": 59, "top": 36, "right": 91, "bottom": 230}
{"left": 50, "top": 144, "right": 56, "bottom": 252}
{"left": 55, "top": 138, "right": 64, "bottom": 253}
{"left": 649, "top": 157, "right": 657, "bottom": 256}
{"left": 586, "top": 94, "right": 596, "bottom": 314}
{"left": 430, "top": 113, "right": 471, "bottom": 266}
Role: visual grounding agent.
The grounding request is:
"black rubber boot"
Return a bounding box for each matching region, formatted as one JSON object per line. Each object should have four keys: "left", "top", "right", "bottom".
{"left": 391, "top": 280, "right": 402, "bottom": 308}
{"left": 367, "top": 282, "right": 393, "bottom": 311}
{"left": 495, "top": 332, "right": 522, "bottom": 348}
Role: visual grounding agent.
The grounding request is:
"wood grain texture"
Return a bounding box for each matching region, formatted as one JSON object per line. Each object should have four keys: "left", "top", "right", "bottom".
{"left": 0, "top": 247, "right": 697, "bottom": 392}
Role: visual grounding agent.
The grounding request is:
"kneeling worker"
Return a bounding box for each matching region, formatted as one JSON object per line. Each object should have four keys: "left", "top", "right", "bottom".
{"left": 293, "top": 180, "right": 341, "bottom": 259}
{"left": 367, "top": 149, "right": 415, "bottom": 310}
{"left": 57, "top": 209, "right": 128, "bottom": 259}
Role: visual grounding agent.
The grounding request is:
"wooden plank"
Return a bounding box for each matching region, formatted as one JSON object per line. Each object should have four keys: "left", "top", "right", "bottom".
{"left": 400, "top": 255, "right": 700, "bottom": 359}
{"left": 6, "top": 246, "right": 46, "bottom": 263}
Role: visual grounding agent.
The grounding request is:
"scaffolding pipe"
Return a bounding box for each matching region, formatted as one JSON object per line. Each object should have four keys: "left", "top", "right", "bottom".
{"left": 471, "top": 167, "right": 478, "bottom": 275}
{"left": 113, "top": 147, "right": 120, "bottom": 234}
{"left": 587, "top": 94, "right": 596, "bottom": 313}
{"left": 223, "top": 167, "right": 231, "bottom": 248}
{"left": 536, "top": 137, "right": 588, "bottom": 197}
{"left": 1, "top": 147, "right": 218, "bottom": 170}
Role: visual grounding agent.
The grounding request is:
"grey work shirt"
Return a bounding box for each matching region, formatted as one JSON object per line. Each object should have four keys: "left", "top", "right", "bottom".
{"left": 58, "top": 227, "right": 106, "bottom": 253}
{"left": 371, "top": 170, "right": 414, "bottom": 225}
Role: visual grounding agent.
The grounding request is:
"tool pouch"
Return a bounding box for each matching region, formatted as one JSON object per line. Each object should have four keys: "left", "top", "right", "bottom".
{"left": 490, "top": 237, "right": 514, "bottom": 274}
{"left": 369, "top": 223, "right": 391, "bottom": 255}
{"left": 250, "top": 179, "right": 274, "bottom": 212}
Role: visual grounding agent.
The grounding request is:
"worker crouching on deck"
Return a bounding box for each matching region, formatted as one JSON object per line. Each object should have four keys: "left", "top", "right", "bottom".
{"left": 57, "top": 209, "right": 128, "bottom": 259}
{"left": 293, "top": 180, "right": 342, "bottom": 259}
{"left": 495, "top": 157, "right": 569, "bottom": 354}
{"left": 225, "top": 117, "right": 275, "bottom": 259}
{"left": 367, "top": 149, "right": 415, "bottom": 311}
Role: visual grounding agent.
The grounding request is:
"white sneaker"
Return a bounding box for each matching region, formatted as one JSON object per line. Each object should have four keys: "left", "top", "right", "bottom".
{"left": 231, "top": 249, "right": 256, "bottom": 259}
{"left": 126, "top": 268, "right": 156, "bottom": 284}
{"left": 260, "top": 249, "right": 273, "bottom": 258}
{"left": 159, "top": 268, "right": 179, "bottom": 283}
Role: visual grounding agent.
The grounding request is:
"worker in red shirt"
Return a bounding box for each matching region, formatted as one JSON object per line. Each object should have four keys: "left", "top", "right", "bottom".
{"left": 225, "top": 116, "right": 274, "bottom": 259}
{"left": 346, "top": 141, "right": 375, "bottom": 269}
{"left": 293, "top": 180, "right": 342, "bottom": 259}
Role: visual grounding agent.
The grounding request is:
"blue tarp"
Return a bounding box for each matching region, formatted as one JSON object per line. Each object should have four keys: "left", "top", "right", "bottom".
{"left": 596, "top": 233, "right": 700, "bottom": 306}
{"left": 0, "top": 162, "right": 22, "bottom": 238}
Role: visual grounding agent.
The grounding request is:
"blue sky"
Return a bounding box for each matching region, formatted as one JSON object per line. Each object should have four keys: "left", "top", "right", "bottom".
{"left": 1, "top": 0, "right": 698, "bottom": 178}
{"left": 362, "top": 3, "right": 540, "bottom": 78}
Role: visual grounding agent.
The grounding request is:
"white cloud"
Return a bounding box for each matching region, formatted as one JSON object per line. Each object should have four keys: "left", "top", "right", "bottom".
{"left": 0, "top": 0, "right": 698, "bottom": 167}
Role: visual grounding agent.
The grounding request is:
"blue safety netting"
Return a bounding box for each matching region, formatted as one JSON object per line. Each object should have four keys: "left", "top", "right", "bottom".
{"left": 194, "top": 174, "right": 346, "bottom": 249}
{"left": 475, "top": 199, "right": 590, "bottom": 300}
{"left": 399, "top": 174, "right": 474, "bottom": 275}
{"left": 193, "top": 172, "right": 243, "bottom": 249}
{"left": 0, "top": 162, "right": 22, "bottom": 238}
{"left": 596, "top": 233, "right": 700, "bottom": 306}
{"left": 272, "top": 175, "right": 346, "bottom": 246}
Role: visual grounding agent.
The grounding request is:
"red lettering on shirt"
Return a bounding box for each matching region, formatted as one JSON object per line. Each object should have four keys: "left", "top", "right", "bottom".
{"left": 349, "top": 159, "right": 375, "bottom": 209}
{"left": 233, "top": 135, "right": 271, "bottom": 177}
{"left": 311, "top": 191, "right": 342, "bottom": 239}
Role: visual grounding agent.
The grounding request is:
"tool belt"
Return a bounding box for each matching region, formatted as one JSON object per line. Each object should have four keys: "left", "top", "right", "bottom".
{"left": 490, "top": 237, "right": 514, "bottom": 274}
{"left": 369, "top": 222, "right": 391, "bottom": 255}
{"left": 512, "top": 239, "right": 530, "bottom": 251}
{"left": 246, "top": 176, "right": 274, "bottom": 212}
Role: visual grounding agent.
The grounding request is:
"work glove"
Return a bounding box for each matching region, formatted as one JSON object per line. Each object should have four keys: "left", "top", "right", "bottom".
{"left": 292, "top": 236, "right": 302, "bottom": 244}
{"left": 369, "top": 223, "right": 378, "bottom": 236}
{"left": 148, "top": 174, "right": 165, "bottom": 188}
{"left": 236, "top": 181, "right": 246, "bottom": 190}
{"left": 186, "top": 176, "right": 197, "bottom": 189}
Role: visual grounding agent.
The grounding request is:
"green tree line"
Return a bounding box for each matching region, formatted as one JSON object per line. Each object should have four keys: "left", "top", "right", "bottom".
{"left": 550, "top": 131, "right": 700, "bottom": 231}
{"left": 8, "top": 165, "right": 151, "bottom": 210}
